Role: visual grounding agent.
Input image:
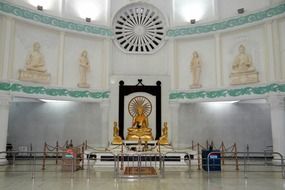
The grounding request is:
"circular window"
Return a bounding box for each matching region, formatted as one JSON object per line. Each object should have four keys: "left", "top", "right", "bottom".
{"left": 113, "top": 3, "right": 167, "bottom": 54}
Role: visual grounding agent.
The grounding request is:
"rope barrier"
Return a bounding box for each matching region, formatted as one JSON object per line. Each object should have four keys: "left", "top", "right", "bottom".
{"left": 42, "top": 140, "right": 87, "bottom": 170}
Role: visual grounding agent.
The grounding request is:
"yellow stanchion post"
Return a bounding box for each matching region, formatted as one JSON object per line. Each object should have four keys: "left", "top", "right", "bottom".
{"left": 56, "top": 141, "right": 59, "bottom": 165}
{"left": 221, "top": 141, "right": 225, "bottom": 165}
{"left": 42, "top": 142, "right": 47, "bottom": 170}
{"left": 197, "top": 143, "right": 201, "bottom": 170}
{"left": 81, "top": 142, "right": 85, "bottom": 169}
{"left": 234, "top": 143, "right": 239, "bottom": 170}
{"left": 120, "top": 144, "right": 124, "bottom": 170}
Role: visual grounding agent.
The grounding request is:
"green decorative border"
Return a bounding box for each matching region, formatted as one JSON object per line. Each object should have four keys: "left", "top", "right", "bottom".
{"left": 170, "top": 83, "right": 285, "bottom": 101}
{"left": 1, "top": 82, "right": 285, "bottom": 101}
{"left": 0, "top": 82, "right": 110, "bottom": 100}
{"left": 0, "top": 1, "right": 112, "bottom": 37}
{"left": 0, "top": 1, "right": 284, "bottom": 38}
{"left": 167, "top": 3, "right": 285, "bottom": 37}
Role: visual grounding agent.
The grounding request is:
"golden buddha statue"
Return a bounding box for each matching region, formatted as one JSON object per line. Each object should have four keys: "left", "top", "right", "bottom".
{"left": 112, "top": 122, "right": 122, "bottom": 145}
{"left": 126, "top": 96, "right": 154, "bottom": 141}
{"left": 159, "top": 122, "right": 169, "bottom": 145}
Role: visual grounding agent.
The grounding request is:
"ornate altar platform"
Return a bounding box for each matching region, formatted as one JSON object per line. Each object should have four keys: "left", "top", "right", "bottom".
{"left": 85, "top": 142, "right": 196, "bottom": 168}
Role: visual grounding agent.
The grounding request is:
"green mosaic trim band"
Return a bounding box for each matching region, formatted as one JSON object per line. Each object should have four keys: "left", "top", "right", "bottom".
{"left": 0, "top": 1, "right": 113, "bottom": 37}
{"left": 167, "top": 3, "right": 285, "bottom": 37}
{"left": 0, "top": 82, "right": 110, "bottom": 100}
{"left": 170, "top": 83, "right": 285, "bottom": 101}
{"left": 0, "top": 1, "right": 284, "bottom": 38}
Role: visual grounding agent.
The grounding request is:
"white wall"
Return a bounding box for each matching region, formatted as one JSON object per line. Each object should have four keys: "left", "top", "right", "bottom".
{"left": 7, "top": 0, "right": 284, "bottom": 27}
{"left": 177, "top": 102, "right": 272, "bottom": 152}
{"left": 13, "top": 21, "right": 60, "bottom": 84}
{"left": 176, "top": 37, "right": 216, "bottom": 89}
{"left": 279, "top": 18, "right": 285, "bottom": 79}
{"left": 7, "top": 101, "right": 104, "bottom": 152}
{"left": 7, "top": 0, "right": 109, "bottom": 25}
{"left": 111, "top": 43, "right": 171, "bottom": 75}
{"left": 110, "top": 0, "right": 171, "bottom": 24}
{"left": 218, "top": 0, "right": 270, "bottom": 19}
{"left": 0, "top": 18, "right": 109, "bottom": 89}
{"left": 63, "top": 34, "right": 105, "bottom": 89}
{"left": 0, "top": 15, "right": 3, "bottom": 79}
{"left": 221, "top": 25, "right": 266, "bottom": 85}
{"left": 8, "top": 0, "right": 62, "bottom": 17}
{"left": 63, "top": 0, "right": 109, "bottom": 25}
{"left": 173, "top": 0, "right": 216, "bottom": 26}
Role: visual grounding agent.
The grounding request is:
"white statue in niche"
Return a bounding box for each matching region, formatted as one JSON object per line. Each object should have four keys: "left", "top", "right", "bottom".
{"left": 229, "top": 44, "right": 259, "bottom": 85}
{"left": 26, "top": 42, "right": 47, "bottom": 72}
{"left": 77, "top": 50, "right": 90, "bottom": 88}
{"left": 18, "top": 42, "right": 51, "bottom": 84}
{"left": 232, "top": 44, "right": 255, "bottom": 73}
{"left": 190, "top": 51, "right": 202, "bottom": 88}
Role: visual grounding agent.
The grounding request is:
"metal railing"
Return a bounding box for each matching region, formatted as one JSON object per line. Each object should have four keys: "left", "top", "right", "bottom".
{"left": 206, "top": 151, "right": 285, "bottom": 179}
{"left": 164, "top": 151, "right": 192, "bottom": 178}
{"left": 85, "top": 151, "right": 116, "bottom": 179}
{"left": 114, "top": 152, "right": 163, "bottom": 178}
{"left": 1, "top": 150, "right": 285, "bottom": 180}
{"left": 0, "top": 151, "right": 81, "bottom": 179}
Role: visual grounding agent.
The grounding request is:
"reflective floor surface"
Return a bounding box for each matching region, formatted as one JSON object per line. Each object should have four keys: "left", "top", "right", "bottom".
{"left": 0, "top": 164, "right": 285, "bottom": 190}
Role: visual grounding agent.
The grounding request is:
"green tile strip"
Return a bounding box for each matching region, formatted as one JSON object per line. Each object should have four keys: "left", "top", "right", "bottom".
{"left": 0, "top": 82, "right": 110, "bottom": 100}
{"left": 167, "top": 3, "right": 285, "bottom": 37}
{"left": 0, "top": 1, "right": 284, "bottom": 38}
{"left": 1, "top": 82, "right": 284, "bottom": 101}
{"left": 0, "top": 1, "right": 113, "bottom": 37}
{"left": 169, "top": 83, "right": 285, "bottom": 101}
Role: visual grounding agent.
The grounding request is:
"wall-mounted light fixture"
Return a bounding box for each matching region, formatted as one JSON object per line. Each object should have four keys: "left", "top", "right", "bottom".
{"left": 237, "top": 8, "right": 244, "bottom": 14}
{"left": 85, "top": 17, "right": 91, "bottom": 22}
{"left": 190, "top": 19, "right": 196, "bottom": 24}
{"left": 37, "top": 5, "right": 43, "bottom": 11}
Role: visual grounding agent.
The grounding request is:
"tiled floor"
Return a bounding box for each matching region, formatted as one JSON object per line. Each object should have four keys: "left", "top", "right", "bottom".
{"left": 0, "top": 163, "right": 285, "bottom": 190}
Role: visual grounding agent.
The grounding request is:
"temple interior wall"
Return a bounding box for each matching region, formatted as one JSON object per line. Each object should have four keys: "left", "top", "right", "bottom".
{"left": 7, "top": 100, "right": 273, "bottom": 152}
{"left": 8, "top": 101, "right": 103, "bottom": 152}
{"left": 0, "top": 1, "right": 284, "bottom": 153}
{"left": 177, "top": 102, "right": 272, "bottom": 152}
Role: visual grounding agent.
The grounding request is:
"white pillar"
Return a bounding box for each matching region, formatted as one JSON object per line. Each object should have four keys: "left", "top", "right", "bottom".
{"left": 169, "top": 102, "right": 180, "bottom": 147}
{"left": 0, "top": 95, "right": 11, "bottom": 165}
{"left": 215, "top": 33, "right": 222, "bottom": 87}
{"left": 57, "top": 31, "right": 65, "bottom": 85}
{"left": 268, "top": 95, "right": 285, "bottom": 156}
{"left": 100, "top": 100, "right": 110, "bottom": 146}
{"left": 1, "top": 17, "right": 15, "bottom": 80}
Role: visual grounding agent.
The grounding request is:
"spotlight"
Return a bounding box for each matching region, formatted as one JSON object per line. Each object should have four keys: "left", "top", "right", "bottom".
{"left": 237, "top": 8, "right": 244, "bottom": 14}
{"left": 190, "top": 19, "right": 196, "bottom": 24}
{"left": 37, "top": 5, "right": 43, "bottom": 11}
{"left": 85, "top": 17, "right": 91, "bottom": 22}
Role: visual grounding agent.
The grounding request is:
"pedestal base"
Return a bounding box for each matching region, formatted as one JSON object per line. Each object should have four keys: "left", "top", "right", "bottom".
{"left": 159, "top": 137, "right": 169, "bottom": 145}
{"left": 190, "top": 84, "right": 202, "bottom": 89}
{"left": 112, "top": 136, "right": 123, "bottom": 145}
{"left": 126, "top": 135, "right": 154, "bottom": 142}
{"left": 19, "top": 69, "right": 51, "bottom": 84}
{"left": 77, "top": 83, "right": 90, "bottom": 88}
{"left": 230, "top": 71, "right": 259, "bottom": 85}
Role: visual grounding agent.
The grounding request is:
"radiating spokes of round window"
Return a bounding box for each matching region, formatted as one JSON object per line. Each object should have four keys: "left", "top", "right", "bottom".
{"left": 113, "top": 3, "right": 166, "bottom": 54}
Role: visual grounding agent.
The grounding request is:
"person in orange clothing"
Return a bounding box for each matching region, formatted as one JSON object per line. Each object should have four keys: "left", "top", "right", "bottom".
{"left": 65, "top": 144, "right": 77, "bottom": 158}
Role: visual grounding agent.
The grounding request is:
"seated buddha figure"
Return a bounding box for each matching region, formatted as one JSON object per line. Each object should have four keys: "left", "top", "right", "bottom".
{"left": 159, "top": 122, "right": 169, "bottom": 145}
{"left": 126, "top": 106, "right": 154, "bottom": 141}
{"left": 232, "top": 44, "right": 255, "bottom": 73}
{"left": 26, "top": 42, "right": 47, "bottom": 72}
